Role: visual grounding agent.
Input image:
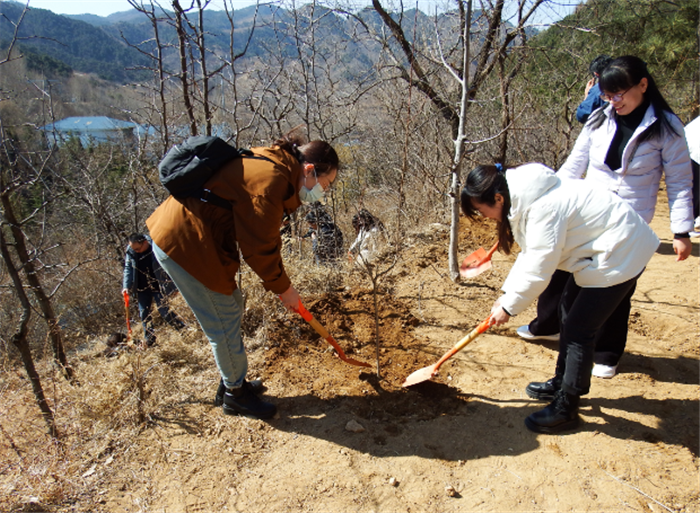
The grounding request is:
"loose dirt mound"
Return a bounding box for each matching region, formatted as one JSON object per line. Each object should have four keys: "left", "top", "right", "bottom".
{"left": 260, "top": 289, "right": 470, "bottom": 419}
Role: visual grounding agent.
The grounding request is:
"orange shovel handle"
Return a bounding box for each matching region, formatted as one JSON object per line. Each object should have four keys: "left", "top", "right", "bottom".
{"left": 123, "top": 290, "right": 132, "bottom": 340}
{"left": 289, "top": 299, "right": 371, "bottom": 368}
{"left": 432, "top": 314, "right": 492, "bottom": 373}
{"left": 294, "top": 300, "right": 346, "bottom": 356}
{"left": 472, "top": 241, "right": 499, "bottom": 268}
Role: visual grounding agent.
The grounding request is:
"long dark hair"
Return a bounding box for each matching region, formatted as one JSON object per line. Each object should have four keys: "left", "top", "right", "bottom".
{"left": 588, "top": 55, "right": 680, "bottom": 143}
{"left": 273, "top": 129, "right": 339, "bottom": 177}
{"left": 351, "top": 209, "right": 385, "bottom": 234}
{"left": 460, "top": 165, "right": 514, "bottom": 254}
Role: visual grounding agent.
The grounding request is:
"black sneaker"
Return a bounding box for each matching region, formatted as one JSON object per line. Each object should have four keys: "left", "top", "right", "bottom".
{"left": 525, "top": 376, "right": 562, "bottom": 401}
{"left": 525, "top": 389, "right": 580, "bottom": 434}
{"left": 222, "top": 382, "right": 276, "bottom": 419}
{"left": 214, "top": 378, "right": 265, "bottom": 407}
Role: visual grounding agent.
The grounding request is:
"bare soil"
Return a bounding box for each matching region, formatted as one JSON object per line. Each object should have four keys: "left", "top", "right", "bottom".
{"left": 2, "top": 199, "right": 698, "bottom": 512}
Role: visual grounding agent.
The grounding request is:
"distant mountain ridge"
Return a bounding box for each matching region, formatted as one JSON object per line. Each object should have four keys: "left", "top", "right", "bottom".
{"left": 0, "top": 1, "right": 152, "bottom": 82}
{"left": 0, "top": 1, "right": 522, "bottom": 84}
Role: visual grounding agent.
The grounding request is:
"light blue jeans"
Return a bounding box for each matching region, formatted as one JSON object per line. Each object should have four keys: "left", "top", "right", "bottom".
{"left": 153, "top": 242, "right": 247, "bottom": 388}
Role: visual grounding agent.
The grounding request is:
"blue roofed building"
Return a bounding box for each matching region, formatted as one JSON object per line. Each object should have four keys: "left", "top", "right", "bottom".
{"left": 41, "top": 117, "right": 237, "bottom": 149}
{"left": 40, "top": 116, "right": 140, "bottom": 148}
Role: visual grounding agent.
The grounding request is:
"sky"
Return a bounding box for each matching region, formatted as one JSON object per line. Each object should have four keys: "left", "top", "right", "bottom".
{"left": 23, "top": 0, "right": 581, "bottom": 26}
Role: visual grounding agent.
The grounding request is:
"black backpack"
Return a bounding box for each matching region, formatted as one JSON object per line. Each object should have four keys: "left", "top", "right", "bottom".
{"left": 158, "top": 135, "right": 272, "bottom": 209}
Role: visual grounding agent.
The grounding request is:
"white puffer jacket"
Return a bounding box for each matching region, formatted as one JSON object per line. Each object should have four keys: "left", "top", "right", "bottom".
{"left": 498, "top": 164, "right": 659, "bottom": 317}
{"left": 558, "top": 104, "right": 693, "bottom": 235}
{"left": 685, "top": 116, "right": 700, "bottom": 164}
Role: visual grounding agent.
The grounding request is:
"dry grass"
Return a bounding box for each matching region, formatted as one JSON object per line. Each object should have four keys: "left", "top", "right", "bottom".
{"left": 0, "top": 322, "right": 218, "bottom": 511}
{"left": 0, "top": 194, "right": 447, "bottom": 511}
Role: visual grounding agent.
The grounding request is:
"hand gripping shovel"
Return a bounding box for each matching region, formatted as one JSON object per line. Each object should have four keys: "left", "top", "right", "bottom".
{"left": 402, "top": 314, "right": 492, "bottom": 387}
{"left": 460, "top": 241, "right": 499, "bottom": 279}
{"left": 291, "top": 299, "right": 371, "bottom": 368}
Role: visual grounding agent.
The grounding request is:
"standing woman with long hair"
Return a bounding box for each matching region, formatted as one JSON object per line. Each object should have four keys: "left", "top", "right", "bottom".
{"left": 147, "top": 132, "right": 339, "bottom": 420}
{"left": 518, "top": 56, "right": 694, "bottom": 379}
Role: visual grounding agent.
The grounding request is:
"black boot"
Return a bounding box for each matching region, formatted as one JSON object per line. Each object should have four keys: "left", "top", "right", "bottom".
{"left": 525, "top": 376, "right": 562, "bottom": 401}
{"left": 145, "top": 332, "right": 157, "bottom": 348}
{"left": 214, "top": 378, "right": 265, "bottom": 407}
{"left": 525, "top": 389, "right": 580, "bottom": 434}
{"left": 222, "top": 381, "right": 276, "bottom": 419}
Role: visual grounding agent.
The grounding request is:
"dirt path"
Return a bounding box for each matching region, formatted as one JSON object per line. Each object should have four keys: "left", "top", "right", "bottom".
{"left": 2, "top": 200, "right": 698, "bottom": 512}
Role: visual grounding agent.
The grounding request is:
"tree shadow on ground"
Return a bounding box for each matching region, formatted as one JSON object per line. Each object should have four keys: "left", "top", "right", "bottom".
{"left": 156, "top": 377, "right": 698, "bottom": 462}
{"left": 267, "top": 386, "right": 697, "bottom": 459}
{"left": 268, "top": 382, "right": 541, "bottom": 462}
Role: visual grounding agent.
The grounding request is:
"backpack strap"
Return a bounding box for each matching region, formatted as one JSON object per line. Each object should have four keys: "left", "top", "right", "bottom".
{"left": 194, "top": 154, "right": 276, "bottom": 210}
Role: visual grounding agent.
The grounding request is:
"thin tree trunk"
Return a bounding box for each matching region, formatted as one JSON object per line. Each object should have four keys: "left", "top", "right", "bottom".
{"left": 0, "top": 229, "right": 58, "bottom": 438}
{"left": 448, "top": 0, "right": 472, "bottom": 282}
{"left": 0, "top": 193, "right": 73, "bottom": 381}
{"left": 173, "top": 1, "right": 198, "bottom": 136}
{"left": 195, "top": 0, "right": 213, "bottom": 135}
{"left": 373, "top": 278, "right": 380, "bottom": 378}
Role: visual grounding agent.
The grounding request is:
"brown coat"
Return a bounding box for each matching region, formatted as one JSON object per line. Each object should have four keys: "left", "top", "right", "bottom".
{"left": 146, "top": 146, "right": 303, "bottom": 295}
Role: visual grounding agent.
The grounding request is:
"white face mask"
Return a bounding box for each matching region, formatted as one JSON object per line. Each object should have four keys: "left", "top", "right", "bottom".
{"left": 299, "top": 182, "right": 325, "bottom": 204}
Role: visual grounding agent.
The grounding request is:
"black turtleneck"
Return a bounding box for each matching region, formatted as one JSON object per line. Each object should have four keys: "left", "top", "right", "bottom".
{"left": 604, "top": 99, "right": 650, "bottom": 171}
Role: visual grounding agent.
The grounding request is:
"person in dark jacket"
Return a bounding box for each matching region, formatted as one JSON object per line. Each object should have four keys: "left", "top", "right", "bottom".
{"left": 304, "top": 204, "right": 344, "bottom": 266}
{"left": 122, "top": 233, "right": 184, "bottom": 346}
{"left": 575, "top": 55, "right": 613, "bottom": 124}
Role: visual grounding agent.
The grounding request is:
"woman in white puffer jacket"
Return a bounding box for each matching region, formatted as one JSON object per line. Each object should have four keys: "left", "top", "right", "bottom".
{"left": 520, "top": 56, "right": 694, "bottom": 379}
{"left": 461, "top": 163, "right": 659, "bottom": 434}
{"left": 558, "top": 57, "right": 693, "bottom": 244}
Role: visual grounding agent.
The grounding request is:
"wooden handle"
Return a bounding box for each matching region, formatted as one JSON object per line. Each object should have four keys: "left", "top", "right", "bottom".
{"left": 432, "top": 315, "right": 492, "bottom": 373}
{"left": 307, "top": 316, "right": 331, "bottom": 340}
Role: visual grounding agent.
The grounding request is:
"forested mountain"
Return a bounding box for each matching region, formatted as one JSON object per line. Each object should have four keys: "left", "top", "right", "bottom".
{"left": 1, "top": 0, "right": 696, "bottom": 98}
{"left": 0, "top": 1, "right": 497, "bottom": 85}
{"left": 0, "top": 1, "right": 152, "bottom": 82}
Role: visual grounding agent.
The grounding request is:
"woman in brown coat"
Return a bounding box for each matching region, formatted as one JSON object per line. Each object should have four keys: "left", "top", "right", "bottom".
{"left": 147, "top": 133, "right": 339, "bottom": 419}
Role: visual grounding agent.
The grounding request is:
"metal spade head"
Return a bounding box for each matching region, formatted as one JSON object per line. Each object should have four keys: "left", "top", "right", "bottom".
{"left": 459, "top": 241, "right": 498, "bottom": 279}
{"left": 402, "top": 363, "right": 439, "bottom": 387}
{"left": 402, "top": 314, "right": 492, "bottom": 387}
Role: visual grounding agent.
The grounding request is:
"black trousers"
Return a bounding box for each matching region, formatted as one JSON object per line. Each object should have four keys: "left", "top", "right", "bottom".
{"left": 528, "top": 269, "right": 638, "bottom": 367}
{"left": 555, "top": 274, "right": 641, "bottom": 396}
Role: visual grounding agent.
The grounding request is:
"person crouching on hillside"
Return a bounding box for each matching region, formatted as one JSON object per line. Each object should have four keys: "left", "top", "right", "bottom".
{"left": 147, "top": 131, "right": 339, "bottom": 420}
{"left": 303, "top": 203, "right": 344, "bottom": 266}
{"left": 348, "top": 209, "right": 385, "bottom": 265}
{"left": 461, "top": 163, "right": 659, "bottom": 434}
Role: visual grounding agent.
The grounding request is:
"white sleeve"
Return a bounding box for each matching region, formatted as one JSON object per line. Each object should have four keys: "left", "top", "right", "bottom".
{"left": 499, "top": 206, "right": 567, "bottom": 316}
{"left": 558, "top": 125, "right": 593, "bottom": 180}
{"left": 663, "top": 118, "right": 694, "bottom": 234}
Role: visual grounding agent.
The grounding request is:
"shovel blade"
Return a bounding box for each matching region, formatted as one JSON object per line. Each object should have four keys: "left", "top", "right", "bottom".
{"left": 460, "top": 260, "right": 492, "bottom": 278}
{"left": 460, "top": 247, "right": 486, "bottom": 270}
{"left": 339, "top": 355, "right": 372, "bottom": 368}
{"left": 402, "top": 364, "right": 438, "bottom": 387}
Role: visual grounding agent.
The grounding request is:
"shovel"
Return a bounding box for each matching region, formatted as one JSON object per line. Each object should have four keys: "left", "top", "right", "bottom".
{"left": 123, "top": 290, "right": 132, "bottom": 341}
{"left": 460, "top": 241, "right": 499, "bottom": 279}
{"left": 402, "top": 314, "right": 492, "bottom": 387}
{"left": 291, "top": 299, "right": 371, "bottom": 368}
